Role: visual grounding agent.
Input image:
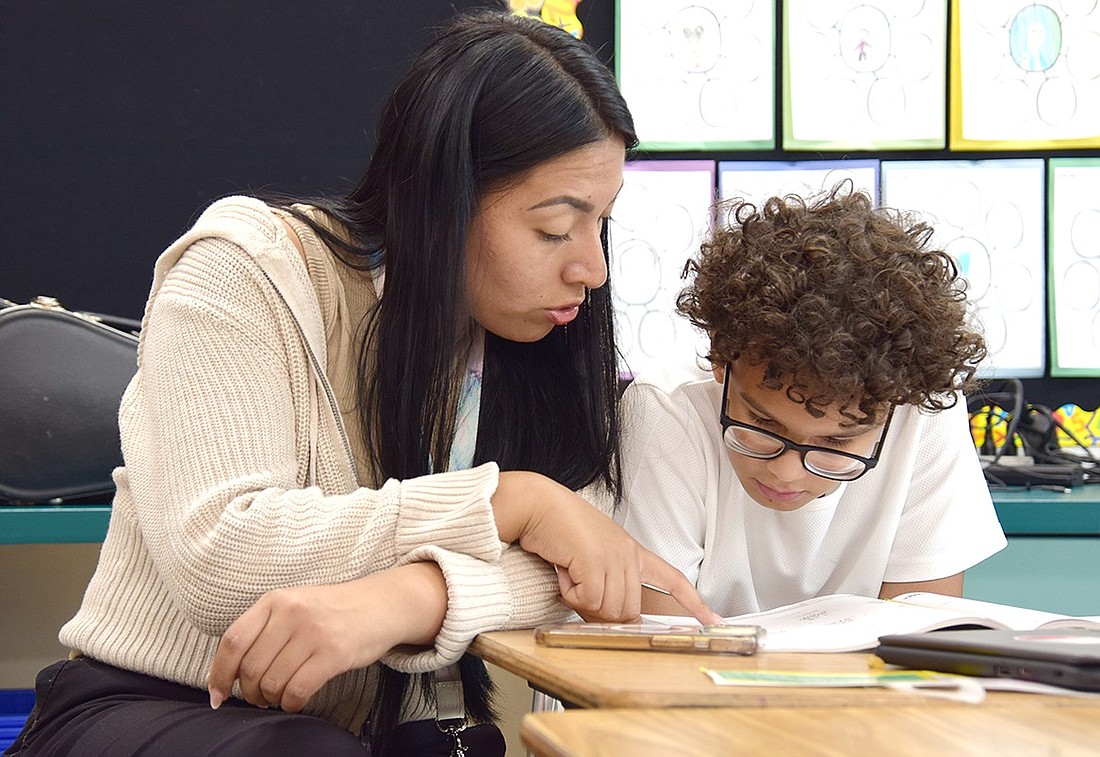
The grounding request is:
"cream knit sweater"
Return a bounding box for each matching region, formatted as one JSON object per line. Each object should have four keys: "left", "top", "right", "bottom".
{"left": 59, "top": 197, "right": 580, "bottom": 733}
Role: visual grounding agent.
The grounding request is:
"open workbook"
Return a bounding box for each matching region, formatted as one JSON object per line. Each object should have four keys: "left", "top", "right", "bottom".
{"left": 645, "top": 593, "right": 1100, "bottom": 653}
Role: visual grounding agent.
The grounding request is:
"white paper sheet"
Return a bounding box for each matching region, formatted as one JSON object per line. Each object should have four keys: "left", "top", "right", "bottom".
{"left": 718, "top": 160, "right": 879, "bottom": 206}
{"left": 609, "top": 161, "right": 715, "bottom": 377}
{"left": 616, "top": 0, "right": 775, "bottom": 148}
{"left": 958, "top": 0, "right": 1100, "bottom": 143}
{"left": 1049, "top": 159, "right": 1100, "bottom": 375}
{"left": 785, "top": 0, "right": 947, "bottom": 148}
{"left": 880, "top": 159, "right": 1046, "bottom": 378}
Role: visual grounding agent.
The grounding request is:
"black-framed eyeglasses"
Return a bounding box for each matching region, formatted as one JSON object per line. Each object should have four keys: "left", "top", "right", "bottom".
{"left": 719, "top": 364, "right": 894, "bottom": 482}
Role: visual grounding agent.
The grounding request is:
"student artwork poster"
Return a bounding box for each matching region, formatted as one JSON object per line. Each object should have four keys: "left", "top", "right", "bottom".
{"left": 952, "top": 0, "right": 1100, "bottom": 149}
{"left": 880, "top": 159, "right": 1046, "bottom": 379}
{"left": 615, "top": 0, "right": 775, "bottom": 150}
{"left": 608, "top": 161, "right": 714, "bottom": 378}
{"left": 717, "top": 160, "right": 879, "bottom": 207}
{"left": 783, "top": 0, "right": 948, "bottom": 150}
{"left": 1048, "top": 158, "right": 1100, "bottom": 377}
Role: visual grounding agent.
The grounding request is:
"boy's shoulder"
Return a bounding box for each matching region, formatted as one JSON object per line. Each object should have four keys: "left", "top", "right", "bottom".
{"left": 629, "top": 361, "right": 713, "bottom": 392}
{"left": 625, "top": 362, "right": 722, "bottom": 425}
{"left": 622, "top": 363, "right": 725, "bottom": 463}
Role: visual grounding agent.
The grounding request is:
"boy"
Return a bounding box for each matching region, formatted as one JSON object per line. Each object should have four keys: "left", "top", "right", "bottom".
{"left": 619, "top": 187, "right": 1007, "bottom": 617}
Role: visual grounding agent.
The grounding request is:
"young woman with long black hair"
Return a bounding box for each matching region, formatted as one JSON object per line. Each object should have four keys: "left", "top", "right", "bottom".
{"left": 6, "top": 10, "right": 717, "bottom": 757}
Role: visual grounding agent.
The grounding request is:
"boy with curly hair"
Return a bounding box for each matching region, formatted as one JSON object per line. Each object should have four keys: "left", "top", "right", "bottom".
{"left": 619, "top": 187, "right": 1007, "bottom": 617}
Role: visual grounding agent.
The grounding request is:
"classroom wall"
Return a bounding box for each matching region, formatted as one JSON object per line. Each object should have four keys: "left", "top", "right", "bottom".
{"left": 3, "top": 1, "right": 1091, "bottom": 406}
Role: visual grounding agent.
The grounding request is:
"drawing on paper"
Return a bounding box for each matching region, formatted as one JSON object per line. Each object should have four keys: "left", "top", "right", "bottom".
{"left": 1049, "top": 159, "right": 1100, "bottom": 376}
{"left": 880, "top": 160, "right": 1046, "bottom": 378}
{"left": 617, "top": 0, "right": 775, "bottom": 148}
{"left": 717, "top": 160, "right": 879, "bottom": 207}
{"left": 785, "top": 0, "right": 947, "bottom": 148}
{"left": 957, "top": 1, "right": 1100, "bottom": 144}
{"left": 609, "top": 162, "right": 714, "bottom": 377}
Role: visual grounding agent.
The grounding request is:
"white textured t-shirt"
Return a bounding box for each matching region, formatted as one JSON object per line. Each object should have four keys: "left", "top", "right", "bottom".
{"left": 618, "top": 364, "right": 1007, "bottom": 617}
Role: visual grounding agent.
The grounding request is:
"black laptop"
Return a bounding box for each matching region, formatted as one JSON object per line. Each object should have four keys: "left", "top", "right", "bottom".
{"left": 875, "top": 628, "right": 1100, "bottom": 692}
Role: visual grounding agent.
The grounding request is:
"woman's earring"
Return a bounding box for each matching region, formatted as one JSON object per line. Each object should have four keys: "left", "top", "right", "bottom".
{"left": 584, "top": 288, "right": 591, "bottom": 307}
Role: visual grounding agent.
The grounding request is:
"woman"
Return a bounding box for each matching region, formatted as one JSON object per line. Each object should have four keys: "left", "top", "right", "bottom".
{"left": 6, "top": 10, "right": 716, "bottom": 757}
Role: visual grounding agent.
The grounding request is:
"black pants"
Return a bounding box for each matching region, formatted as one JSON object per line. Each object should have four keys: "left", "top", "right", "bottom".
{"left": 3, "top": 658, "right": 367, "bottom": 757}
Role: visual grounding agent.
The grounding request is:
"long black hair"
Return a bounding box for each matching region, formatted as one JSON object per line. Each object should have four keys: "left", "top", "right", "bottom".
{"left": 283, "top": 8, "right": 636, "bottom": 749}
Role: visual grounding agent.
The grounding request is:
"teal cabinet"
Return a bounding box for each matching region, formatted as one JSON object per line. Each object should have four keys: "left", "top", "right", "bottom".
{"left": 965, "top": 537, "right": 1099, "bottom": 615}
{"left": 963, "top": 488, "right": 1100, "bottom": 616}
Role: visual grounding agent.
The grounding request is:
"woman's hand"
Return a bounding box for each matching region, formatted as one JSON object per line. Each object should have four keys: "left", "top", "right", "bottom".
{"left": 206, "top": 562, "right": 447, "bottom": 712}
{"left": 492, "top": 471, "right": 721, "bottom": 626}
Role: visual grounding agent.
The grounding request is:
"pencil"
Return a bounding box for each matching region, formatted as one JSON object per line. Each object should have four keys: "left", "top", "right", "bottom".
{"left": 641, "top": 581, "right": 673, "bottom": 596}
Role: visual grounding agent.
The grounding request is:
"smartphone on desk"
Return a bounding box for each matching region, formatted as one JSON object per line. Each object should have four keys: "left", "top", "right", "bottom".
{"left": 534, "top": 622, "right": 764, "bottom": 655}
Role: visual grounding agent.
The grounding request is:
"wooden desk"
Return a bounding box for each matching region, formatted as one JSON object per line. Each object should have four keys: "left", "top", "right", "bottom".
{"left": 470, "top": 630, "right": 1087, "bottom": 710}
{"left": 521, "top": 704, "right": 1100, "bottom": 757}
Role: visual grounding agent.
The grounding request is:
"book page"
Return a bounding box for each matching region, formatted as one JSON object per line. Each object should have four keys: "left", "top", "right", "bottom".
{"left": 646, "top": 593, "right": 1100, "bottom": 652}
{"left": 893, "top": 592, "right": 1100, "bottom": 632}
{"left": 648, "top": 594, "right": 1008, "bottom": 652}
{"left": 727, "top": 594, "right": 1011, "bottom": 652}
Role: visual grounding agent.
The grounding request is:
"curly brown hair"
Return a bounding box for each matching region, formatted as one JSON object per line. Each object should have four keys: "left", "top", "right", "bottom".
{"left": 677, "top": 186, "right": 986, "bottom": 423}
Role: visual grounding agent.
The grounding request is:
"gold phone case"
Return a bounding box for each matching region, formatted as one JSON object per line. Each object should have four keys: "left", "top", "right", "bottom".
{"left": 534, "top": 622, "right": 764, "bottom": 655}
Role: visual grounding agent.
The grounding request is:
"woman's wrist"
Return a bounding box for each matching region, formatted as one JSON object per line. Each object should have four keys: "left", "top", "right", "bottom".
{"left": 490, "top": 470, "right": 546, "bottom": 544}
{"left": 492, "top": 471, "right": 585, "bottom": 565}
{"left": 380, "top": 562, "right": 448, "bottom": 647}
